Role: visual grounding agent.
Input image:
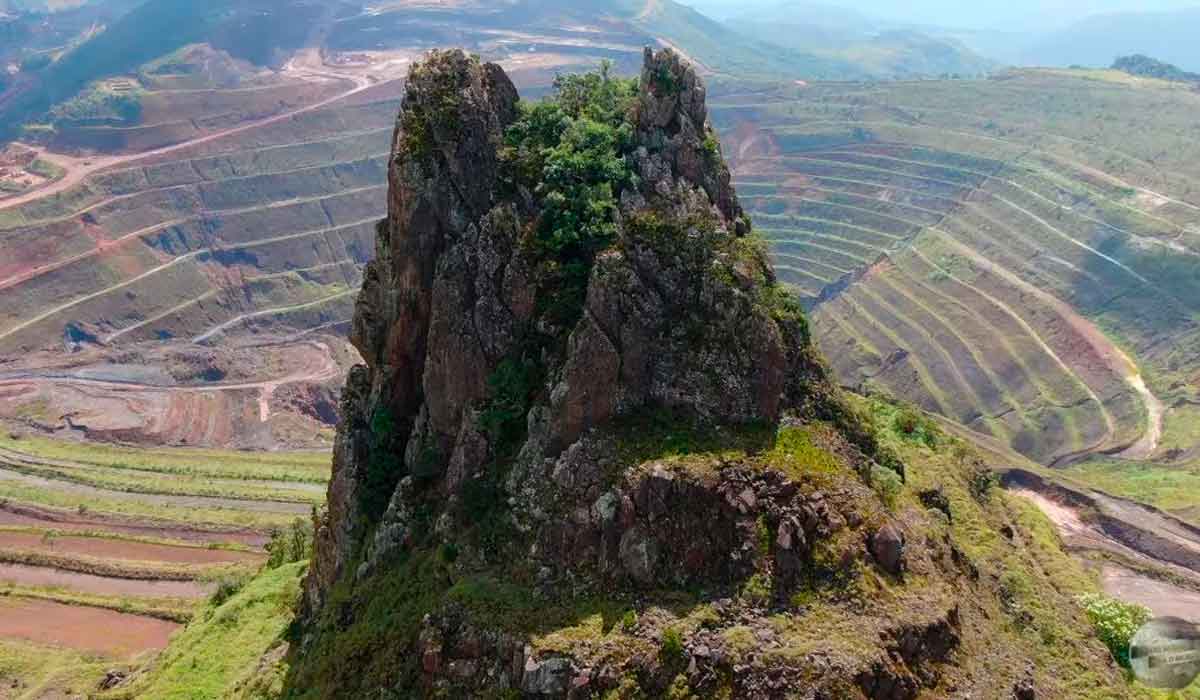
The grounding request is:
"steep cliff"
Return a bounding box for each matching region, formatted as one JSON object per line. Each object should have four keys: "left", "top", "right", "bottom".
{"left": 285, "top": 48, "right": 1136, "bottom": 699}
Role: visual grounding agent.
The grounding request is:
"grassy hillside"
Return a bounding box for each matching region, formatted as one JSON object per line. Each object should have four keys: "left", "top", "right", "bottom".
{"left": 631, "top": 0, "right": 865, "bottom": 79}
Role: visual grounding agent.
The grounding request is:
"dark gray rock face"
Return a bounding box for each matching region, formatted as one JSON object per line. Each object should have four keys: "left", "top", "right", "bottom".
{"left": 285, "top": 44, "right": 1129, "bottom": 700}
{"left": 304, "top": 46, "right": 832, "bottom": 611}
{"left": 870, "top": 522, "right": 907, "bottom": 576}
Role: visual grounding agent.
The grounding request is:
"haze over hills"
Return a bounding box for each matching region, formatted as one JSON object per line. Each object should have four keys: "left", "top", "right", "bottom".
{"left": 686, "top": 0, "right": 1200, "bottom": 72}
{"left": 725, "top": 3, "right": 994, "bottom": 78}
{"left": 1022, "top": 7, "right": 1200, "bottom": 72}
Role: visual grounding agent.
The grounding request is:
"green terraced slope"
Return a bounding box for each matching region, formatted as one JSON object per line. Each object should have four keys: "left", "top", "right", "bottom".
{"left": 708, "top": 68, "right": 1200, "bottom": 465}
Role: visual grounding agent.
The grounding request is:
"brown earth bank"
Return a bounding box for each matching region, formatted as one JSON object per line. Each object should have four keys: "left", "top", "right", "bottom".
{"left": 0, "top": 597, "right": 179, "bottom": 657}
{"left": 0, "top": 335, "right": 355, "bottom": 450}
{"left": 0, "top": 465, "right": 312, "bottom": 514}
{"left": 0, "top": 531, "right": 263, "bottom": 566}
{"left": 0, "top": 501, "right": 269, "bottom": 548}
{"left": 0, "top": 561, "right": 212, "bottom": 598}
{"left": 1005, "top": 469, "right": 1200, "bottom": 621}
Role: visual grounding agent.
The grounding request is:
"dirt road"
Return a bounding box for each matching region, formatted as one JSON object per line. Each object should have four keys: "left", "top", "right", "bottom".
{"left": 0, "top": 68, "right": 374, "bottom": 213}
{"left": 1012, "top": 483, "right": 1200, "bottom": 621}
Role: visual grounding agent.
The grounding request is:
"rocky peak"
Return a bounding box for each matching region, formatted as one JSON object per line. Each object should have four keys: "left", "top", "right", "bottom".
{"left": 288, "top": 47, "right": 1120, "bottom": 700}
{"left": 635, "top": 46, "right": 746, "bottom": 233}
{"left": 307, "top": 46, "right": 841, "bottom": 606}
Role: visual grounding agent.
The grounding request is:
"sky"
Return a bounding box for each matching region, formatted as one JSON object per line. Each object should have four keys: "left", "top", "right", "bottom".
{"left": 684, "top": 0, "right": 1200, "bottom": 30}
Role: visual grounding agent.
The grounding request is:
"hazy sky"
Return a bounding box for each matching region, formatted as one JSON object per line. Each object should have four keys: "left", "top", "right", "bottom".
{"left": 685, "top": 0, "right": 1200, "bottom": 29}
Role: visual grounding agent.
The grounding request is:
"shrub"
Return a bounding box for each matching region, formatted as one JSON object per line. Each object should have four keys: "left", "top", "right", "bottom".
{"left": 968, "top": 466, "right": 999, "bottom": 502}
{"left": 740, "top": 572, "right": 773, "bottom": 606}
{"left": 266, "top": 517, "right": 313, "bottom": 568}
{"left": 479, "top": 358, "right": 537, "bottom": 447}
{"left": 501, "top": 64, "right": 639, "bottom": 329}
{"left": 892, "top": 407, "right": 941, "bottom": 448}
{"left": 209, "top": 572, "right": 252, "bottom": 607}
{"left": 1078, "top": 593, "right": 1151, "bottom": 668}
{"left": 360, "top": 406, "right": 403, "bottom": 523}
{"left": 660, "top": 627, "right": 685, "bottom": 663}
{"left": 621, "top": 610, "right": 638, "bottom": 632}
{"left": 438, "top": 542, "right": 459, "bottom": 565}
{"left": 871, "top": 463, "right": 903, "bottom": 509}
{"left": 755, "top": 515, "right": 772, "bottom": 558}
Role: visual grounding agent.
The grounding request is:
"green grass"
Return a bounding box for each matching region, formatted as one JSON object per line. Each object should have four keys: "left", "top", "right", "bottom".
{"left": 1061, "top": 457, "right": 1200, "bottom": 519}
{"left": 0, "top": 459, "right": 322, "bottom": 505}
{"left": 0, "top": 638, "right": 111, "bottom": 700}
{"left": 0, "top": 433, "right": 330, "bottom": 484}
{"left": 104, "top": 561, "right": 307, "bottom": 700}
{"left": 0, "top": 583, "right": 196, "bottom": 623}
{"left": 0, "top": 480, "right": 298, "bottom": 530}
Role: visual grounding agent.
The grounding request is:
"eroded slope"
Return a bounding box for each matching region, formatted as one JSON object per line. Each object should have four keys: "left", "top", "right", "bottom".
{"left": 709, "top": 70, "right": 1200, "bottom": 465}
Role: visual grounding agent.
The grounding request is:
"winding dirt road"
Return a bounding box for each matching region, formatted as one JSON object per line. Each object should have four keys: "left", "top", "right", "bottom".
{"left": 0, "top": 338, "right": 340, "bottom": 425}
{"left": 0, "top": 65, "right": 374, "bottom": 213}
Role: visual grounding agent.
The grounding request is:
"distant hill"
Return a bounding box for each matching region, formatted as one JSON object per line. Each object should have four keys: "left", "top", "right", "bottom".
{"left": 0, "top": 0, "right": 325, "bottom": 139}
{"left": 726, "top": 2, "right": 996, "bottom": 78}
{"left": 630, "top": 0, "right": 866, "bottom": 79}
{"left": 1112, "top": 54, "right": 1200, "bottom": 83}
{"left": 1022, "top": 7, "right": 1200, "bottom": 72}
{"left": 324, "top": 0, "right": 870, "bottom": 80}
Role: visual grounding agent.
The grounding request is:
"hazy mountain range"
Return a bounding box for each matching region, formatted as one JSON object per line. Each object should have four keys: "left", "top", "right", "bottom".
{"left": 687, "top": 0, "right": 1200, "bottom": 71}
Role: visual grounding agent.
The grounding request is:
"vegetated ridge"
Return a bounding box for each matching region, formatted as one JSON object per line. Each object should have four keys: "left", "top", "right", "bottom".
{"left": 1112, "top": 54, "right": 1200, "bottom": 84}
{"left": 283, "top": 48, "right": 1134, "bottom": 699}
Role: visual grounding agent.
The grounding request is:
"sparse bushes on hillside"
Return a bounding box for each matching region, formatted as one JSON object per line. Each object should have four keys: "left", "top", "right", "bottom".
{"left": 659, "top": 627, "right": 685, "bottom": 663}
{"left": 871, "top": 463, "right": 904, "bottom": 509}
{"left": 209, "top": 571, "right": 253, "bottom": 607}
{"left": 50, "top": 87, "right": 142, "bottom": 125}
{"left": 892, "top": 407, "right": 942, "bottom": 449}
{"left": 1078, "top": 593, "right": 1151, "bottom": 668}
{"left": 266, "top": 516, "right": 314, "bottom": 568}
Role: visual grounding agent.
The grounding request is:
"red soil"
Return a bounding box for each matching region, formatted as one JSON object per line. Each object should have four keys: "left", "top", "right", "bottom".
{"left": 0, "top": 597, "right": 179, "bottom": 657}
{"left": 0, "top": 502, "right": 268, "bottom": 548}
{"left": 0, "top": 562, "right": 212, "bottom": 599}
{"left": 0, "top": 531, "right": 263, "bottom": 566}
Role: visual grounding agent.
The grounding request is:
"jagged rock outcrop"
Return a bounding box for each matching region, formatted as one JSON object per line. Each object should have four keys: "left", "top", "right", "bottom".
{"left": 305, "top": 46, "right": 840, "bottom": 610}
{"left": 290, "top": 47, "right": 1136, "bottom": 700}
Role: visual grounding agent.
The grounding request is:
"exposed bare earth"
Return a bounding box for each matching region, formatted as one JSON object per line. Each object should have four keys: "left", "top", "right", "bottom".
{"left": 0, "top": 336, "right": 351, "bottom": 449}
{"left": 0, "top": 69, "right": 373, "bottom": 212}
{"left": 1008, "top": 472, "right": 1200, "bottom": 622}
{"left": 0, "top": 597, "right": 179, "bottom": 657}
{"left": 0, "top": 501, "right": 268, "bottom": 547}
{"left": 0, "top": 561, "right": 212, "bottom": 598}
{"left": 0, "top": 531, "right": 262, "bottom": 565}
{"left": 1102, "top": 564, "right": 1200, "bottom": 620}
